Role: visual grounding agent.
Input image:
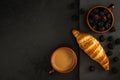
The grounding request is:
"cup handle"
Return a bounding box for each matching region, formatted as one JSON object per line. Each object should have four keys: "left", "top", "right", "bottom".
{"left": 49, "top": 69, "right": 54, "bottom": 74}
{"left": 108, "top": 4, "right": 114, "bottom": 10}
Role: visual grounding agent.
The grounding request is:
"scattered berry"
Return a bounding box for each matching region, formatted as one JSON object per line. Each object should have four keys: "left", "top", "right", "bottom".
{"left": 89, "top": 66, "right": 95, "bottom": 71}
{"left": 107, "top": 36, "right": 114, "bottom": 42}
{"left": 113, "top": 57, "right": 119, "bottom": 62}
{"left": 99, "top": 35, "right": 105, "bottom": 42}
{"left": 106, "top": 50, "right": 113, "bottom": 56}
{"left": 107, "top": 43, "right": 114, "bottom": 49}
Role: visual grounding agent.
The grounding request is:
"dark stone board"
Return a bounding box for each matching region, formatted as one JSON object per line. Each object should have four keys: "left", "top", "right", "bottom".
{"left": 0, "top": 0, "right": 79, "bottom": 80}
{"left": 79, "top": 0, "right": 120, "bottom": 80}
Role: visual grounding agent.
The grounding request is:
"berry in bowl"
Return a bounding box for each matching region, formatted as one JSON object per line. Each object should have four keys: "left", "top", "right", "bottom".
{"left": 86, "top": 4, "right": 114, "bottom": 34}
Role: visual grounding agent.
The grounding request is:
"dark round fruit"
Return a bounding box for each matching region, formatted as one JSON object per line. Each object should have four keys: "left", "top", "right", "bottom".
{"left": 94, "top": 14, "right": 99, "bottom": 20}
{"left": 92, "top": 25, "right": 97, "bottom": 30}
{"left": 100, "top": 12, "right": 105, "bottom": 16}
{"left": 97, "top": 26, "right": 105, "bottom": 31}
{"left": 107, "top": 14, "right": 112, "bottom": 19}
{"left": 93, "top": 9, "right": 99, "bottom": 14}
{"left": 103, "top": 9, "right": 109, "bottom": 14}
{"left": 106, "top": 50, "right": 113, "bottom": 56}
{"left": 80, "top": 8, "right": 85, "bottom": 15}
{"left": 111, "top": 67, "right": 118, "bottom": 74}
{"left": 107, "top": 43, "right": 114, "bottom": 49}
{"left": 113, "top": 57, "right": 119, "bottom": 62}
{"left": 99, "top": 35, "right": 105, "bottom": 42}
{"left": 109, "top": 27, "right": 116, "bottom": 32}
{"left": 107, "top": 36, "right": 114, "bottom": 42}
{"left": 89, "top": 66, "right": 95, "bottom": 71}
{"left": 105, "top": 23, "right": 111, "bottom": 29}
{"left": 115, "top": 38, "right": 120, "bottom": 44}
{"left": 98, "top": 22, "right": 104, "bottom": 27}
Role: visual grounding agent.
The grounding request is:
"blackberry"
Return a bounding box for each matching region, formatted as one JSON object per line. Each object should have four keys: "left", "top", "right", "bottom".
{"left": 99, "top": 35, "right": 105, "bottom": 42}
{"left": 106, "top": 50, "right": 113, "bottom": 56}
{"left": 107, "top": 43, "right": 114, "bottom": 49}
{"left": 113, "top": 57, "right": 119, "bottom": 62}
{"left": 115, "top": 38, "right": 120, "bottom": 44}
{"left": 107, "top": 36, "right": 114, "bottom": 42}
{"left": 98, "top": 22, "right": 104, "bottom": 27}
{"left": 105, "top": 23, "right": 111, "bottom": 29}
{"left": 97, "top": 26, "right": 105, "bottom": 31}
{"left": 93, "top": 9, "right": 99, "bottom": 14}
{"left": 89, "top": 66, "right": 95, "bottom": 71}
{"left": 100, "top": 12, "right": 105, "bottom": 16}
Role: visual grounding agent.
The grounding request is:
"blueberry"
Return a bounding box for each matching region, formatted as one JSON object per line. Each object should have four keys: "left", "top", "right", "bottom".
{"left": 94, "top": 14, "right": 99, "bottom": 20}
{"left": 105, "top": 23, "right": 111, "bottom": 29}
{"left": 107, "top": 43, "right": 114, "bottom": 49}
{"left": 111, "top": 67, "right": 118, "bottom": 74}
{"left": 71, "top": 15, "right": 79, "bottom": 21}
{"left": 115, "top": 38, "right": 120, "bottom": 44}
{"left": 98, "top": 22, "right": 104, "bottom": 27}
{"left": 92, "top": 25, "right": 97, "bottom": 30}
{"left": 109, "top": 27, "right": 116, "bottom": 32}
{"left": 106, "top": 50, "right": 113, "bottom": 56}
{"left": 113, "top": 57, "right": 119, "bottom": 62}
{"left": 100, "top": 12, "right": 105, "bottom": 16}
{"left": 107, "top": 14, "right": 112, "bottom": 19}
{"left": 103, "top": 9, "right": 109, "bottom": 14}
{"left": 80, "top": 8, "right": 85, "bottom": 15}
{"left": 93, "top": 9, "right": 99, "bottom": 14}
{"left": 97, "top": 26, "right": 105, "bottom": 31}
{"left": 107, "top": 36, "right": 114, "bottom": 42}
{"left": 99, "top": 35, "right": 105, "bottom": 42}
{"left": 89, "top": 66, "right": 95, "bottom": 71}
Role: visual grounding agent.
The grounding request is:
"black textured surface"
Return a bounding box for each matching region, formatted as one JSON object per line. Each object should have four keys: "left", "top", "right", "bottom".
{"left": 79, "top": 0, "right": 120, "bottom": 80}
{"left": 0, "top": 0, "right": 79, "bottom": 80}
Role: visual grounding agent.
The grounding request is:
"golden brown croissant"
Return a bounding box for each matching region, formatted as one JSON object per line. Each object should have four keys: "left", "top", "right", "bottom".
{"left": 72, "top": 29, "right": 109, "bottom": 70}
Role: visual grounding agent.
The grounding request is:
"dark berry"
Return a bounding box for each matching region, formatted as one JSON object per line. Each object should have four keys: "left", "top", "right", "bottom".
{"left": 100, "top": 12, "right": 105, "bottom": 16}
{"left": 106, "top": 50, "right": 113, "bottom": 56}
{"left": 92, "top": 25, "right": 97, "bottom": 30}
{"left": 115, "top": 38, "right": 120, "bottom": 44}
{"left": 71, "top": 15, "right": 79, "bottom": 21}
{"left": 111, "top": 67, "right": 118, "bottom": 74}
{"left": 93, "top": 9, "right": 99, "bottom": 14}
{"left": 105, "top": 23, "right": 111, "bottom": 29}
{"left": 97, "top": 26, "right": 105, "bottom": 31}
{"left": 98, "top": 22, "right": 104, "bottom": 27}
{"left": 107, "top": 43, "right": 114, "bottom": 49}
{"left": 80, "top": 8, "right": 85, "bottom": 15}
{"left": 102, "top": 16, "right": 107, "bottom": 22}
{"left": 109, "top": 27, "right": 116, "bottom": 32}
{"left": 103, "top": 9, "right": 109, "bottom": 14}
{"left": 99, "top": 35, "right": 105, "bottom": 42}
{"left": 107, "top": 36, "right": 114, "bottom": 42}
{"left": 94, "top": 14, "right": 99, "bottom": 20}
{"left": 89, "top": 66, "right": 95, "bottom": 71}
{"left": 107, "top": 14, "right": 112, "bottom": 19}
{"left": 113, "top": 57, "right": 119, "bottom": 62}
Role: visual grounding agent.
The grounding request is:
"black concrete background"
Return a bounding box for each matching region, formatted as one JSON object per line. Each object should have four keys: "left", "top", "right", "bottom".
{"left": 79, "top": 0, "right": 120, "bottom": 80}
{"left": 0, "top": 0, "right": 79, "bottom": 80}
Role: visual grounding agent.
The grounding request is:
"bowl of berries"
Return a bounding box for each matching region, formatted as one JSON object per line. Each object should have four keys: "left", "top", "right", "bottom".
{"left": 87, "top": 4, "right": 115, "bottom": 34}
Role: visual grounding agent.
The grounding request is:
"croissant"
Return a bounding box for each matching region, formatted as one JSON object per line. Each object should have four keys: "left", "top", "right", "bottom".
{"left": 72, "top": 29, "right": 109, "bottom": 70}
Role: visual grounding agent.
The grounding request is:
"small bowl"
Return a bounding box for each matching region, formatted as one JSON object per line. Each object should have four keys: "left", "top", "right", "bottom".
{"left": 49, "top": 47, "right": 77, "bottom": 74}
{"left": 86, "top": 4, "right": 114, "bottom": 34}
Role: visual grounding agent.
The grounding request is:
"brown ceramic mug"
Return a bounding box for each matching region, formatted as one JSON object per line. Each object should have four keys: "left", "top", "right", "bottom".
{"left": 49, "top": 47, "right": 77, "bottom": 74}
{"left": 86, "top": 4, "right": 114, "bottom": 34}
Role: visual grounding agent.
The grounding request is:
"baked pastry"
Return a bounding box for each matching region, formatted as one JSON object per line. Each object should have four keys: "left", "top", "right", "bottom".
{"left": 72, "top": 29, "right": 109, "bottom": 70}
